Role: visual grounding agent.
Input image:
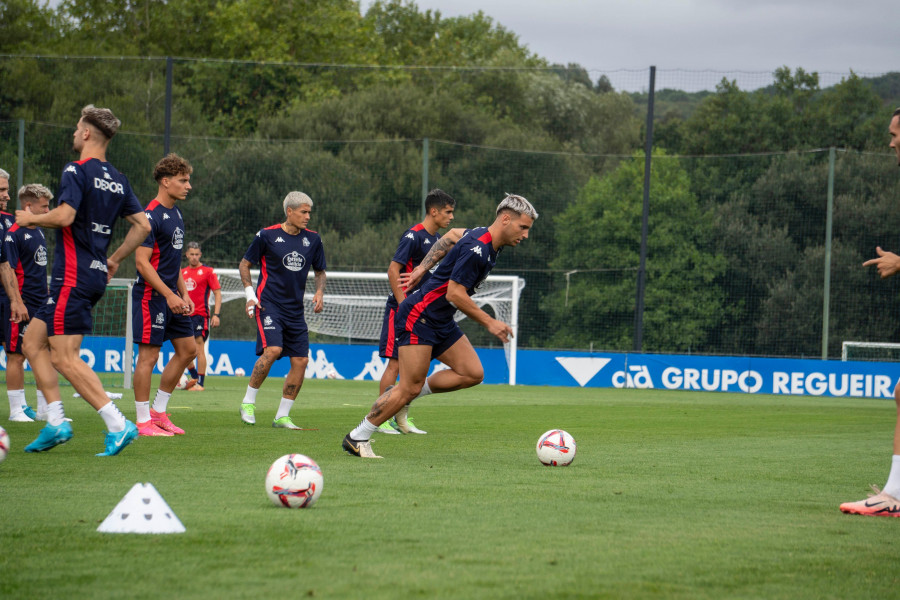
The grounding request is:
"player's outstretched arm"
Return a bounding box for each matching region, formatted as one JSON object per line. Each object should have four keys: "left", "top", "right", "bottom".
{"left": 107, "top": 211, "right": 152, "bottom": 280}
{"left": 401, "top": 228, "right": 466, "bottom": 290}
{"left": 863, "top": 246, "right": 900, "bottom": 279}
{"left": 446, "top": 280, "right": 513, "bottom": 343}
{"left": 239, "top": 258, "right": 259, "bottom": 318}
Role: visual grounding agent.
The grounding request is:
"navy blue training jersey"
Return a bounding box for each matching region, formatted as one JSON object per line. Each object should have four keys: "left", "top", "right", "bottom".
{"left": 386, "top": 222, "right": 440, "bottom": 309}
{"left": 0, "top": 211, "right": 13, "bottom": 301}
{"left": 401, "top": 226, "right": 498, "bottom": 328}
{"left": 134, "top": 197, "right": 185, "bottom": 293}
{"left": 244, "top": 224, "right": 326, "bottom": 313}
{"left": 4, "top": 223, "right": 48, "bottom": 306}
{"left": 53, "top": 158, "right": 143, "bottom": 290}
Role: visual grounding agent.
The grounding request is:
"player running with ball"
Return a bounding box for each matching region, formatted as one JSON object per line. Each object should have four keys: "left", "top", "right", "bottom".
{"left": 343, "top": 194, "right": 537, "bottom": 458}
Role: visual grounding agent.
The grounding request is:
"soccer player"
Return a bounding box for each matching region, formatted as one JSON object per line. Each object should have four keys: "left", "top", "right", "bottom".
{"left": 375, "top": 188, "right": 460, "bottom": 436}
{"left": 4, "top": 184, "right": 51, "bottom": 422}
{"left": 841, "top": 108, "right": 900, "bottom": 516}
{"left": 238, "top": 191, "right": 326, "bottom": 430}
{"left": 182, "top": 241, "right": 222, "bottom": 391}
{"left": 131, "top": 154, "right": 198, "bottom": 437}
{"left": 342, "top": 194, "right": 537, "bottom": 458}
{"left": 17, "top": 104, "right": 151, "bottom": 456}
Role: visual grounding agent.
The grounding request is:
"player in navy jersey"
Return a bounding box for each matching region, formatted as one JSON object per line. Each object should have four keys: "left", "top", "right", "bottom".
{"left": 0, "top": 168, "right": 22, "bottom": 373}
{"left": 343, "top": 194, "right": 537, "bottom": 458}
{"left": 4, "top": 185, "right": 51, "bottom": 422}
{"left": 131, "top": 154, "right": 197, "bottom": 437}
{"left": 238, "top": 191, "right": 326, "bottom": 430}
{"left": 16, "top": 104, "right": 151, "bottom": 456}
{"left": 374, "top": 189, "right": 462, "bottom": 436}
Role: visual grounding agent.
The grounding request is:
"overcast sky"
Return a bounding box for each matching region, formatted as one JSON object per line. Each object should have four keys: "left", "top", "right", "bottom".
{"left": 364, "top": 0, "right": 898, "bottom": 92}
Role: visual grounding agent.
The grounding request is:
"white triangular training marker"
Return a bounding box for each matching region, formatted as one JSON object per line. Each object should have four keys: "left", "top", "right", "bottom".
{"left": 555, "top": 357, "right": 611, "bottom": 387}
{"left": 97, "top": 483, "right": 186, "bottom": 534}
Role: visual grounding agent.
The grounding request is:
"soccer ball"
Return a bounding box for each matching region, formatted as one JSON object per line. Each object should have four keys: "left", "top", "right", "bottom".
{"left": 265, "top": 454, "right": 323, "bottom": 509}
{"left": 0, "top": 427, "right": 8, "bottom": 464}
{"left": 536, "top": 429, "right": 576, "bottom": 467}
{"left": 325, "top": 369, "right": 337, "bottom": 379}
{"left": 176, "top": 374, "right": 189, "bottom": 390}
{"left": 234, "top": 367, "right": 246, "bottom": 377}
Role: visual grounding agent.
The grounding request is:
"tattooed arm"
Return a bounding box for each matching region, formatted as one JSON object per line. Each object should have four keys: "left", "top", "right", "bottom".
{"left": 401, "top": 228, "right": 466, "bottom": 290}
{"left": 312, "top": 268, "right": 326, "bottom": 313}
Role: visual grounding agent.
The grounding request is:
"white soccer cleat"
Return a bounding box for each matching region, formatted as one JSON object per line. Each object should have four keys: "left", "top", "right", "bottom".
{"left": 392, "top": 405, "right": 427, "bottom": 434}
{"left": 9, "top": 412, "right": 34, "bottom": 423}
{"left": 240, "top": 403, "right": 256, "bottom": 425}
{"left": 342, "top": 434, "right": 382, "bottom": 458}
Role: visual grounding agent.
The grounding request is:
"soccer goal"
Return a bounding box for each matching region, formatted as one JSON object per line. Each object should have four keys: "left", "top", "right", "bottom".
{"left": 86, "top": 277, "right": 135, "bottom": 388}
{"left": 842, "top": 341, "right": 900, "bottom": 362}
{"left": 214, "top": 269, "right": 526, "bottom": 385}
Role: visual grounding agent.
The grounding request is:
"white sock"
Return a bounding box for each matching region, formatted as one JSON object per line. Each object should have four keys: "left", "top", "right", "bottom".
{"left": 135, "top": 401, "right": 151, "bottom": 423}
{"left": 275, "top": 397, "right": 294, "bottom": 420}
{"left": 152, "top": 389, "right": 172, "bottom": 413}
{"left": 350, "top": 417, "right": 378, "bottom": 441}
{"left": 884, "top": 455, "right": 900, "bottom": 498}
{"left": 98, "top": 402, "right": 126, "bottom": 433}
{"left": 242, "top": 386, "right": 259, "bottom": 404}
{"left": 36, "top": 390, "right": 47, "bottom": 414}
{"left": 8, "top": 389, "right": 25, "bottom": 413}
{"left": 46, "top": 401, "right": 66, "bottom": 427}
{"left": 414, "top": 378, "right": 432, "bottom": 400}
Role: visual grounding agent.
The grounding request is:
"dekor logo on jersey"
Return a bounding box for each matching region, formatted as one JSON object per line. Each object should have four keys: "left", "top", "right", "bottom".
{"left": 282, "top": 250, "right": 306, "bottom": 271}
{"left": 171, "top": 227, "right": 184, "bottom": 250}
{"left": 34, "top": 245, "right": 47, "bottom": 266}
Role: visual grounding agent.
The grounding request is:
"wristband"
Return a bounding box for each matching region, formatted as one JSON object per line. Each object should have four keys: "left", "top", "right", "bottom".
{"left": 244, "top": 286, "right": 256, "bottom": 303}
{"left": 213, "top": 314, "right": 220, "bottom": 317}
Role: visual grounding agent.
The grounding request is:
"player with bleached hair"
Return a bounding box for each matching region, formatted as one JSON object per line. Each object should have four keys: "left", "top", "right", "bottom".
{"left": 17, "top": 104, "right": 151, "bottom": 456}
{"left": 343, "top": 194, "right": 537, "bottom": 458}
{"left": 3, "top": 184, "right": 52, "bottom": 422}
{"left": 238, "top": 191, "right": 326, "bottom": 430}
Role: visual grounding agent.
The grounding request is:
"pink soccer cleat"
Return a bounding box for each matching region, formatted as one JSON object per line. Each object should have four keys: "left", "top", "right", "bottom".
{"left": 138, "top": 420, "right": 174, "bottom": 437}
{"left": 840, "top": 486, "right": 900, "bottom": 517}
{"left": 151, "top": 409, "right": 185, "bottom": 435}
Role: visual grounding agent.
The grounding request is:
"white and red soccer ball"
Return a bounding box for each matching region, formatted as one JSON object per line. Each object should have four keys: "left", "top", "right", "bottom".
{"left": 265, "top": 454, "right": 323, "bottom": 508}
{"left": 0, "top": 426, "right": 8, "bottom": 464}
{"left": 536, "top": 429, "right": 576, "bottom": 466}
{"left": 234, "top": 368, "right": 246, "bottom": 377}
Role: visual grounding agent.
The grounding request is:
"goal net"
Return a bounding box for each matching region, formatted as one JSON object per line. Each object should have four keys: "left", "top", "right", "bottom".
{"left": 83, "top": 278, "right": 134, "bottom": 388}
{"left": 842, "top": 341, "right": 900, "bottom": 362}
{"left": 214, "top": 269, "right": 526, "bottom": 385}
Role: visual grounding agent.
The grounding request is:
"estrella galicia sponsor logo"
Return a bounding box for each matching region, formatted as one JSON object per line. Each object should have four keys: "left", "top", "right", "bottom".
{"left": 93, "top": 177, "right": 124, "bottom": 194}
{"left": 282, "top": 251, "right": 305, "bottom": 272}
{"left": 89, "top": 260, "right": 108, "bottom": 272}
{"left": 34, "top": 246, "right": 47, "bottom": 266}
{"left": 92, "top": 222, "right": 111, "bottom": 235}
{"left": 171, "top": 227, "right": 184, "bottom": 250}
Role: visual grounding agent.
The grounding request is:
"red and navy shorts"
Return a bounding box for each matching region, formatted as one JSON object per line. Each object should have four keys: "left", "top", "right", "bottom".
{"left": 396, "top": 313, "right": 464, "bottom": 359}
{"left": 190, "top": 314, "right": 210, "bottom": 341}
{"left": 255, "top": 307, "right": 309, "bottom": 359}
{"left": 378, "top": 304, "right": 398, "bottom": 360}
{"left": 35, "top": 284, "right": 105, "bottom": 337}
{"left": 4, "top": 302, "right": 41, "bottom": 353}
{"left": 132, "top": 290, "right": 195, "bottom": 346}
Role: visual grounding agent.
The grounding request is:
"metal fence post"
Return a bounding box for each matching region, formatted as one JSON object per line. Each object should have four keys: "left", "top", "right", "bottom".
{"left": 164, "top": 56, "right": 173, "bottom": 155}
{"left": 822, "top": 147, "right": 836, "bottom": 359}
{"left": 421, "top": 137, "right": 429, "bottom": 218}
{"left": 17, "top": 119, "right": 24, "bottom": 200}
{"left": 633, "top": 66, "right": 656, "bottom": 352}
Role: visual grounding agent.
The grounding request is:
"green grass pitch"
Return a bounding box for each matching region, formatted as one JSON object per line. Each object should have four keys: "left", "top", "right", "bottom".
{"left": 2, "top": 377, "right": 900, "bottom": 599}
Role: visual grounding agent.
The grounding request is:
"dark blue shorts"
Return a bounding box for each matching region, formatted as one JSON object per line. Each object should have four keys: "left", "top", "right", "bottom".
{"left": 378, "top": 304, "right": 398, "bottom": 360}
{"left": 4, "top": 302, "right": 41, "bottom": 353}
{"left": 132, "top": 288, "right": 195, "bottom": 346}
{"left": 190, "top": 314, "right": 210, "bottom": 340}
{"left": 255, "top": 307, "right": 309, "bottom": 359}
{"left": 35, "top": 284, "right": 104, "bottom": 336}
{"left": 396, "top": 314, "right": 464, "bottom": 359}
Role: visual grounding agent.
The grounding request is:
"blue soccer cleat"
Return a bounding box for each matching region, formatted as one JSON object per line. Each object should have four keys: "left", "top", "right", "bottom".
{"left": 96, "top": 420, "right": 139, "bottom": 457}
{"left": 23, "top": 405, "right": 37, "bottom": 420}
{"left": 24, "top": 422, "right": 74, "bottom": 453}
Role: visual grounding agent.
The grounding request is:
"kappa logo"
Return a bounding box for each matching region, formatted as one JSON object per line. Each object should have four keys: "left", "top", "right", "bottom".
{"left": 424, "top": 239, "right": 431, "bottom": 245}
{"left": 275, "top": 237, "right": 285, "bottom": 243}
{"left": 3, "top": 235, "right": 10, "bottom": 243}
{"left": 196, "top": 324, "right": 202, "bottom": 331}
{"left": 145, "top": 213, "right": 153, "bottom": 221}
{"left": 47, "top": 297, "right": 55, "bottom": 304}
{"left": 163, "top": 213, "right": 170, "bottom": 220}
{"left": 405, "top": 232, "right": 415, "bottom": 240}
{"left": 65, "top": 165, "right": 77, "bottom": 174}
{"left": 103, "top": 172, "right": 112, "bottom": 180}
{"left": 256, "top": 231, "right": 261, "bottom": 237}
{"left": 471, "top": 246, "right": 483, "bottom": 257}
{"left": 24, "top": 233, "right": 31, "bottom": 240}
{"left": 282, "top": 250, "right": 305, "bottom": 272}
{"left": 302, "top": 237, "right": 310, "bottom": 247}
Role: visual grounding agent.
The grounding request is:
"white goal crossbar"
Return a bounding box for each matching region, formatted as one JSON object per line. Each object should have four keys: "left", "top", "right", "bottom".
{"left": 841, "top": 341, "right": 900, "bottom": 362}
{"left": 214, "top": 269, "right": 525, "bottom": 385}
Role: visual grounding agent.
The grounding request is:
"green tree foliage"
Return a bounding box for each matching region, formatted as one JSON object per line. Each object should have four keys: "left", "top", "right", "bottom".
{"left": 544, "top": 153, "right": 725, "bottom": 351}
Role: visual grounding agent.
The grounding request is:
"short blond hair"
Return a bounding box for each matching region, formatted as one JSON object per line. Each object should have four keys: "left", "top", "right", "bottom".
{"left": 497, "top": 194, "right": 538, "bottom": 220}
{"left": 81, "top": 104, "right": 121, "bottom": 140}
{"left": 18, "top": 183, "right": 53, "bottom": 203}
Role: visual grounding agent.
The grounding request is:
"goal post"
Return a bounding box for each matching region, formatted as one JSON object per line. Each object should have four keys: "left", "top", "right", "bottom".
{"left": 214, "top": 269, "right": 526, "bottom": 385}
{"left": 842, "top": 341, "right": 900, "bottom": 362}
